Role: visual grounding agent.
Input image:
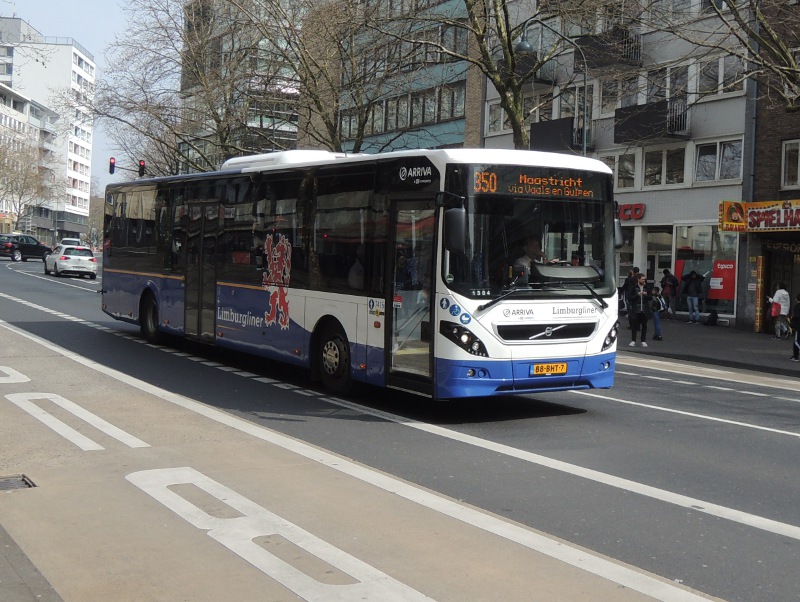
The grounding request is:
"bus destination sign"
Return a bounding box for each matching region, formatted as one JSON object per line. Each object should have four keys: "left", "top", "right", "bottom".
{"left": 472, "top": 166, "right": 600, "bottom": 199}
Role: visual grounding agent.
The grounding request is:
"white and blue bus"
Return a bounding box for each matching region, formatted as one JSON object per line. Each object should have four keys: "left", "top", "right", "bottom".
{"left": 102, "top": 148, "right": 621, "bottom": 399}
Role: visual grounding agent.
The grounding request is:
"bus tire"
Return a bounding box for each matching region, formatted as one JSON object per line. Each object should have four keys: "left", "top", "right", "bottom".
{"left": 140, "top": 292, "right": 161, "bottom": 344}
{"left": 318, "top": 323, "right": 352, "bottom": 395}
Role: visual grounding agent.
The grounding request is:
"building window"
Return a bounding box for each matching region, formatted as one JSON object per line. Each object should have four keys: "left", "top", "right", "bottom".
{"left": 411, "top": 89, "right": 437, "bottom": 126}
{"left": 523, "top": 93, "right": 553, "bottom": 126}
{"left": 644, "top": 148, "right": 686, "bottom": 186}
{"left": 602, "top": 154, "right": 635, "bottom": 189}
{"left": 783, "top": 140, "right": 800, "bottom": 188}
{"left": 695, "top": 139, "right": 742, "bottom": 182}
{"left": 618, "top": 154, "right": 635, "bottom": 188}
{"left": 440, "top": 83, "right": 465, "bottom": 120}
{"left": 699, "top": 54, "right": 744, "bottom": 96}
{"left": 487, "top": 103, "right": 507, "bottom": 133}
{"left": 600, "top": 79, "right": 617, "bottom": 114}
{"left": 386, "top": 95, "right": 409, "bottom": 131}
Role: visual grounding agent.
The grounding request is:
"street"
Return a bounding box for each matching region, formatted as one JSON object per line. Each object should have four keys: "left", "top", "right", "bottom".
{"left": 1, "top": 259, "right": 798, "bottom": 601}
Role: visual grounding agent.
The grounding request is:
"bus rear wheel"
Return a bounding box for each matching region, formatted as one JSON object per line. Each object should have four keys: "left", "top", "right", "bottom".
{"left": 319, "top": 324, "right": 352, "bottom": 395}
{"left": 140, "top": 293, "right": 161, "bottom": 344}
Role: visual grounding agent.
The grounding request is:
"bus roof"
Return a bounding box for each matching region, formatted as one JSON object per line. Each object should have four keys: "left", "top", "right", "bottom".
{"left": 222, "top": 148, "right": 612, "bottom": 175}
{"left": 107, "top": 148, "right": 611, "bottom": 192}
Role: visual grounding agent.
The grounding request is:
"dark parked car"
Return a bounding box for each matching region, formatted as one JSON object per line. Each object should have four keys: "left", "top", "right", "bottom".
{"left": 0, "top": 234, "right": 52, "bottom": 262}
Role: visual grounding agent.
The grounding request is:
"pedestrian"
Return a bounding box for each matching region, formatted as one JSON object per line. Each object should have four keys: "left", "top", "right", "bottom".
{"left": 681, "top": 270, "right": 704, "bottom": 323}
{"left": 626, "top": 272, "right": 652, "bottom": 347}
{"left": 650, "top": 286, "right": 666, "bottom": 340}
{"left": 622, "top": 266, "right": 640, "bottom": 314}
{"left": 767, "top": 282, "right": 791, "bottom": 339}
{"left": 790, "top": 293, "right": 800, "bottom": 362}
{"left": 660, "top": 268, "right": 679, "bottom": 320}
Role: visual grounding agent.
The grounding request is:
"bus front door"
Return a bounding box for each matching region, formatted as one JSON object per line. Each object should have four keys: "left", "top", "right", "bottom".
{"left": 387, "top": 200, "right": 435, "bottom": 394}
{"left": 184, "top": 203, "right": 220, "bottom": 341}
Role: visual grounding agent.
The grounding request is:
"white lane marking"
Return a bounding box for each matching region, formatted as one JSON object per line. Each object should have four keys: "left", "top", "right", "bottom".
{"left": 5, "top": 392, "right": 150, "bottom": 450}
{"left": 0, "top": 319, "right": 712, "bottom": 602}
{"left": 574, "top": 390, "right": 800, "bottom": 439}
{"left": 618, "top": 355, "right": 800, "bottom": 392}
{"left": 13, "top": 269, "right": 99, "bottom": 291}
{"left": 127, "top": 467, "right": 432, "bottom": 602}
{"left": 0, "top": 366, "right": 30, "bottom": 384}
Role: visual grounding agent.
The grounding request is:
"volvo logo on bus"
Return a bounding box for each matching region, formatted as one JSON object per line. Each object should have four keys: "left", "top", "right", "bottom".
{"left": 399, "top": 166, "right": 432, "bottom": 181}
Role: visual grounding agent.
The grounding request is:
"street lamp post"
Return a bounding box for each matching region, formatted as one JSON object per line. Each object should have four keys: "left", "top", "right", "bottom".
{"left": 515, "top": 18, "right": 588, "bottom": 156}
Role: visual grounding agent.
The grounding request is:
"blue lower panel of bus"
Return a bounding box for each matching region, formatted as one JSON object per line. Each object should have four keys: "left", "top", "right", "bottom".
{"left": 435, "top": 352, "right": 615, "bottom": 398}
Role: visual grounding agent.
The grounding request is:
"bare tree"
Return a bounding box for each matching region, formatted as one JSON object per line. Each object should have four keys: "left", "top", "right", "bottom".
{"left": 0, "top": 140, "right": 57, "bottom": 232}
{"left": 635, "top": 0, "right": 800, "bottom": 111}
{"left": 91, "top": 0, "right": 297, "bottom": 176}
{"left": 227, "top": 0, "right": 438, "bottom": 153}
{"left": 372, "top": 0, "right": 618, "bottom": 150}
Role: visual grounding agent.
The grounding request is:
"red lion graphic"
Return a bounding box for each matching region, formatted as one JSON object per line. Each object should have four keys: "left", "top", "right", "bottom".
{"left": 262, "top": 234, "right": 292, "bottom": 330}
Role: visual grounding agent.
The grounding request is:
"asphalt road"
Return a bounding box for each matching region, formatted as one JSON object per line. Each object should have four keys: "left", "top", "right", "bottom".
{"left": 1, "top": 258, "right": 798, "bottom": 602}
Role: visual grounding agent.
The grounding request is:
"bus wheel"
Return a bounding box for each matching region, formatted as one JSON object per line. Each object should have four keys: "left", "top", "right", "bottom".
{"left": 319, "top": 324, "right": 352, "bottom": 395}
{"left": 140, "top": 293, "right": 161, "bottom": 344}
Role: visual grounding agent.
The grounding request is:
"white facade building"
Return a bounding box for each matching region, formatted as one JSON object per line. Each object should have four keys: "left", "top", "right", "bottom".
{"left": 0, "top": 82, "right": 58, "bottom": 234}
{"left": 0, "top": 17, "right": 95, "bottom": 242}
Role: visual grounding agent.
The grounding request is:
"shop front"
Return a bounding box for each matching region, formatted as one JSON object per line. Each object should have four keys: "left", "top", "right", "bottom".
{"left": 618, "top": 218, "right": 739, "bottom": 321}
{"left": 721, "top": 200, "right": 800, "bottom": 332}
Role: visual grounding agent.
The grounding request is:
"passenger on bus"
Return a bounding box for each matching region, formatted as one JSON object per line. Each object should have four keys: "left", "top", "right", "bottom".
{"left": 348, "top": 244, "right": 365, "bottom": 290}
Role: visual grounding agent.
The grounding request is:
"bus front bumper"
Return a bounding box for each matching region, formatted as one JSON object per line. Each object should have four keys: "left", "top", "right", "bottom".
{"left": 434, "top": 352, "right": 616, "bottom": 399}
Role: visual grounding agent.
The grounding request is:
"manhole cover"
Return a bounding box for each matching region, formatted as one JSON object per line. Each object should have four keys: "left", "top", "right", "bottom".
{"left": 0, "top": 475, "right": 36, "bottom": 490}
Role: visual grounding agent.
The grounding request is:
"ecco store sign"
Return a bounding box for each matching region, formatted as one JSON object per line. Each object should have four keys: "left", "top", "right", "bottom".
{"left": 618, "top": 203, "right": 645, "bottom": 220}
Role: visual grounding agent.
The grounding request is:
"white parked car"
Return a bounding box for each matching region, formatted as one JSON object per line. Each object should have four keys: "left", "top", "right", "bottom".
{"left": 44, "top": 245, "right": 97, "bottom": 279}
{"left": 59, "top": 238, "right": 82, "bottom": 247}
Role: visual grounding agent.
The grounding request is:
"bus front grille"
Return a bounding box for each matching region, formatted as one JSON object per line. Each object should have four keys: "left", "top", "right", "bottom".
{"left": 496, "top": 323, "right": 597, "bottom": 341}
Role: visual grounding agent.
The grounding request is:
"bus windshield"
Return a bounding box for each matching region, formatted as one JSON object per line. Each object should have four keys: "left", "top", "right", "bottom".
{"left": 444, "top": 165, "right": 614, "bottom": 299}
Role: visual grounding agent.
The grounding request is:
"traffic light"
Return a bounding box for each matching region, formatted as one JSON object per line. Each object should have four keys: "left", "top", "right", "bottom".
{"left": 138, "top": 160, "right": 146, "bottom": 177}
{"left": 109, "top": 157, "right": 115, "bottom": 174}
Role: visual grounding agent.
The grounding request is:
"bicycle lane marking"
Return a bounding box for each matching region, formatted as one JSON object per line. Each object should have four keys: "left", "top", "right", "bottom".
{"left": 0, "top": 318, "right": 714, "bottom": 602}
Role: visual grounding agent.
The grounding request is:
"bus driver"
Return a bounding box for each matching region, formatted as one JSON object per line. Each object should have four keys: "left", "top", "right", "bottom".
{"left": 513, "top": 237, "right": 550, "bottom": 277}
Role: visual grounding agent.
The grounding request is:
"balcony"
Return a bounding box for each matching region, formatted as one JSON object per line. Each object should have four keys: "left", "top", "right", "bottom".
{"left": 573, "top": 26, "right": 641, "bottom": 72}
{"left": 499, "top": 53, "right": 557, "bottom": 87}
{"left": 529, "top": 117, "right": 594, "bottom": 154}
{"left": 614, "top": 98, "right": 689, "bottom": 144}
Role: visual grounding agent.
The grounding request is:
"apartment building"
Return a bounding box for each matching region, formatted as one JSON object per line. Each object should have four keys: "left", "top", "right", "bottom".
{"left": 0, "top": 83, "right": 57, "bottom": 234}
{"left": 178, "top": 0, "right": 297, "bottom": 174}
{"left": 482, "top": 1, "right": 751, "bottom": 325}
{"left": 337, "top": 0, "right": 475, "bottom": 153}
{"left": 0, "top": 17, "right": 95, "bottom": 243}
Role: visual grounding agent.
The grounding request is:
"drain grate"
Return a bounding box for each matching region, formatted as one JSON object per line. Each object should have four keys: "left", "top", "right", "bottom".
{"left": 0, "top": 475, "right": 36, "bottom": 490}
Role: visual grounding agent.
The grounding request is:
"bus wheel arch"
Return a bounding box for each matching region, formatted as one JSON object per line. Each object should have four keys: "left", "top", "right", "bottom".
{"left": 139, "top": 289, "right": 161, "bottom": 344}
{"left": 313, "top": 318, "right": 353, "bottom": 395}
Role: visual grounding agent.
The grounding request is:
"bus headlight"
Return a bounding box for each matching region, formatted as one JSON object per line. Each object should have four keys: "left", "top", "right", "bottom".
{"left": 602, "top": 321, "right": 620, "bottom": 351}
{"left": 440, "top": 321, "right": 488, "bottom": 357}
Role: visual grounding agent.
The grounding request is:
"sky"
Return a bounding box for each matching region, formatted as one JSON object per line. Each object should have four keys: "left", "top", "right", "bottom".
{"left": 6, "top": 0, "right": 128, "bottom": 193}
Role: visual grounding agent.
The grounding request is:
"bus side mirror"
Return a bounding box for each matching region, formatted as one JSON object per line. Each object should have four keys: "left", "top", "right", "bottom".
{"left": 444, "top": 207, "right": 466, "bottom": 255}
{"left": 614, "top": 218, "right": 624, "bottom": 249}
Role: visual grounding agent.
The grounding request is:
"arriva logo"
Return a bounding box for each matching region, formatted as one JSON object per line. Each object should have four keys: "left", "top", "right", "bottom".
{"left": 399, "top": 166, "right": 432, "bottom": 181}
{"left": 503, "top": 308, "right": 535, "bottom": 317}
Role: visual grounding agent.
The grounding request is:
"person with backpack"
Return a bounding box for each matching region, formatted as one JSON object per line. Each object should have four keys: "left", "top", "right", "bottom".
{"left": 621, "top": 266, "right": 640, "bottom": 314}
{"left": 650, "top": 286, "right": 667, "bottom": 341}
{"left": 660, "top": 269, "right": 679, "bottom": 320}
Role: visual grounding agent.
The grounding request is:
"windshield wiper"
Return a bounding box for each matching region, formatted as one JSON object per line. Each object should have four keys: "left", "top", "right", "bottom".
{"left": 535, "top": 280, "right": 608, "bottom": 309}
{"left": 476, "top": 286, "right": 535, "bottom": 312}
